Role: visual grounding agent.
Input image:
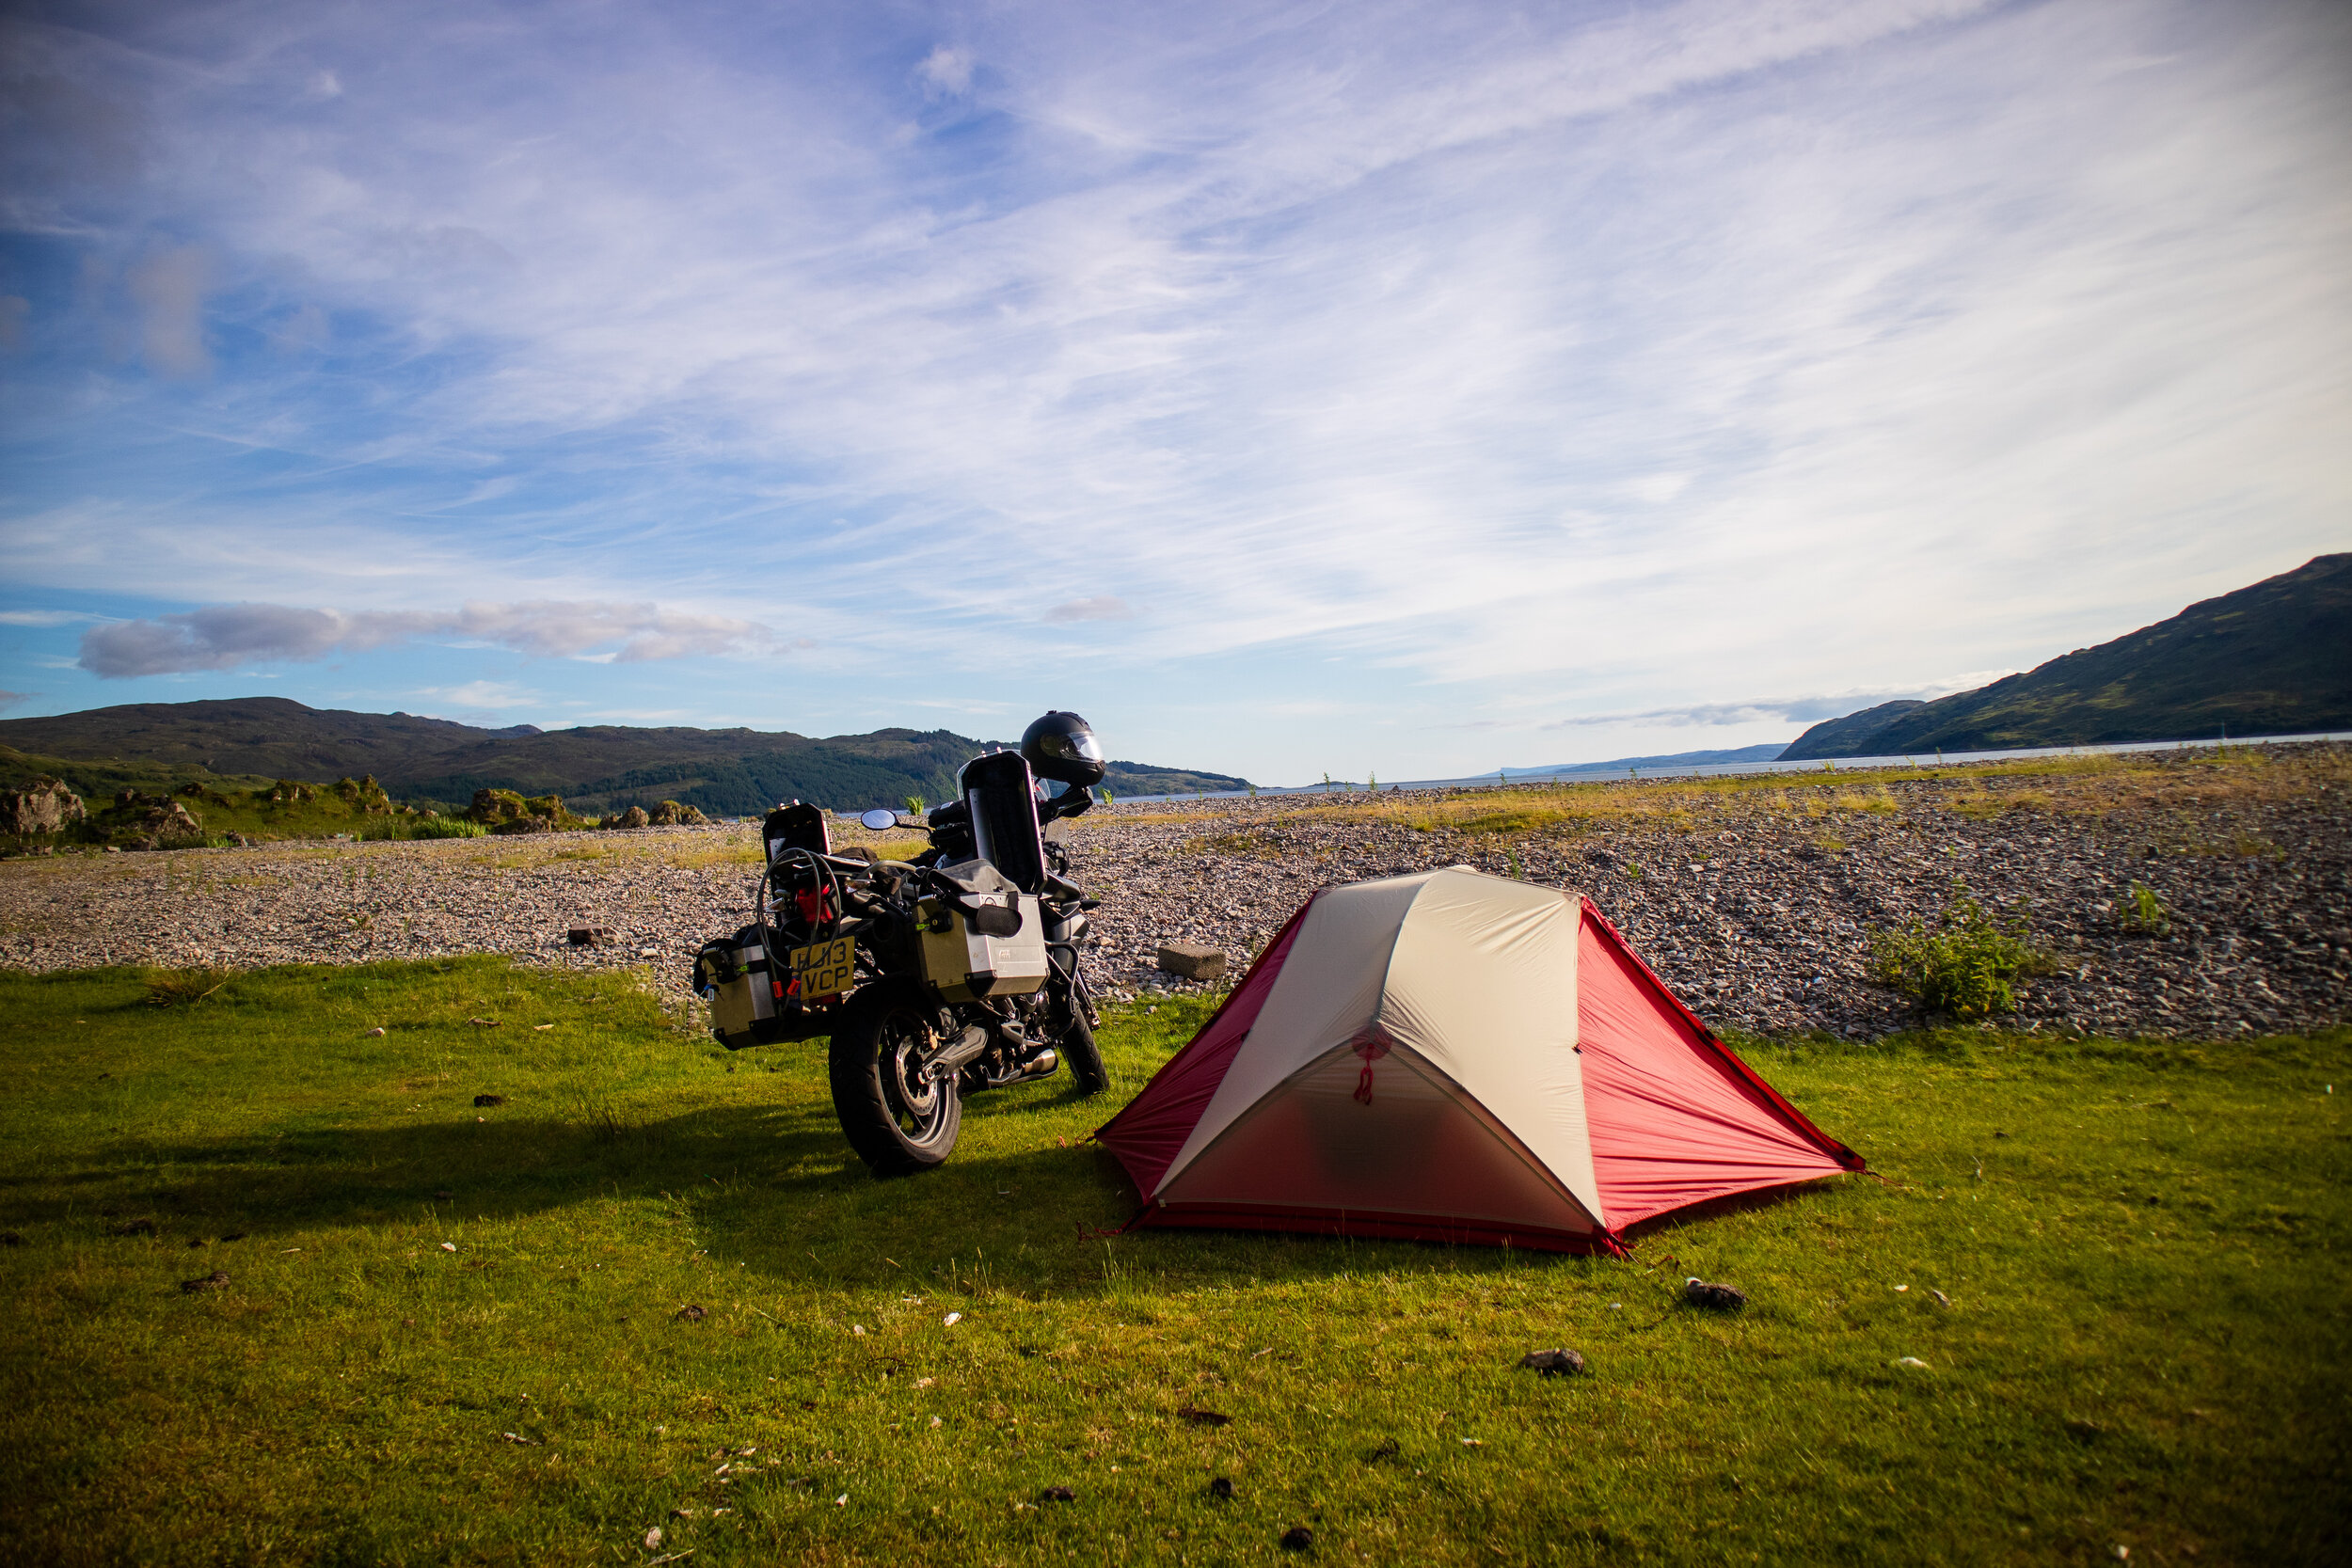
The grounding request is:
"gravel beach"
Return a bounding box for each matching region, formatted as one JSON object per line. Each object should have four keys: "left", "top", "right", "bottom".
{"left": 4, "top": 742, "right": 2344, "bottom": 1041}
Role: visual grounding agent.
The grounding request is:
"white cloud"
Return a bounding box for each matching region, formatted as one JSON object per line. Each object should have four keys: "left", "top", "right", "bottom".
{"left": 78, "top": 600, "right": 785, "bottom": 677}
{"left": 915, "top": 45, "right": 973, "bottom": 96}
{"left": 415, "top": 679, "right": 542, "bottom": 709}
{"left": 123, "top": 245, "right": 213, "bottom": 378}
{"left": 0, "top": 609, "right": 106, "bottom": 626}
{"left": 1045, "top": 595, "right": 1131, "bottom": 623}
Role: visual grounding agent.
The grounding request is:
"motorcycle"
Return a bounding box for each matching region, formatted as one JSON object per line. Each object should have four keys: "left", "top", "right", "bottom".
{"left": 690, "top": 713, "right": 1111, "bottom": 1175}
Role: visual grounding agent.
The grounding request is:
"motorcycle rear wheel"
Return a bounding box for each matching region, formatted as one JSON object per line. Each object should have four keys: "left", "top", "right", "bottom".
{"left": 829, "top": 984, "right": 961, "bottom": 1175}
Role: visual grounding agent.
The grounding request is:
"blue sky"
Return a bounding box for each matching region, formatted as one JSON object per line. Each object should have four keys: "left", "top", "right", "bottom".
{"left": 1, "top": 0, "right": 2345, "bottom": 784}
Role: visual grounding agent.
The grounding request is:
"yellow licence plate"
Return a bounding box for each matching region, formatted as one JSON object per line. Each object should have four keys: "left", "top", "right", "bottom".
{"left": 788, "top": 936, "right": 855, "bottom": 1001}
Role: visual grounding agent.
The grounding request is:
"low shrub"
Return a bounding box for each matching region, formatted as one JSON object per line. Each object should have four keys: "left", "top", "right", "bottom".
{"left": 1868, "top": 883, "right": 2053, "bottom": 1018}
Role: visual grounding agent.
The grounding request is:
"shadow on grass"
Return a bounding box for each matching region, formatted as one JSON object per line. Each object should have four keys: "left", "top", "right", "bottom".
{"left": 7, "top": 1073, "right": 1672, "bottom": 1295}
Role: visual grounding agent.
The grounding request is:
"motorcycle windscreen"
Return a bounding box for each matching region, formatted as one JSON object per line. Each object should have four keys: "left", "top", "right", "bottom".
{"left": 763, "top": 801, "right": 831, "bottom": 862}
{"left": 961, "top": 752, "right": 1047, "bottom": 894}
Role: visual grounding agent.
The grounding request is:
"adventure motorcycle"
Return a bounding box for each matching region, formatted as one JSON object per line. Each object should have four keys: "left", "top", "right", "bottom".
{"left": 690, "top": 712, "right": 1110, "bottom": 1175}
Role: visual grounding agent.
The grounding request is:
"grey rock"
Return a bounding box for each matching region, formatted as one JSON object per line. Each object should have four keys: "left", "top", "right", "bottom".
{"left": 1684, "top": 1278, "right": 1748, "bottom": 1310}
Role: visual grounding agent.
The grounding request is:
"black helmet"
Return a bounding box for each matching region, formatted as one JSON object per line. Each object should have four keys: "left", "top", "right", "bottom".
{"left": 1021, "top": 710, "right": 1106, "bottom": 787}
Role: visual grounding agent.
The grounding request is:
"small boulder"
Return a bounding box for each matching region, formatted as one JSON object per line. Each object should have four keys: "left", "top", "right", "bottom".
{"left": 1280, "top": 1526, "right": 1314, "bottom": 1551}
{"left": 1518, "top": 1348, "right": 1585, "bottom": 1377}
{"left": 675, "top": 1304, "right": 707, "bottom": 1323}
{"left": 1157, "top": 942, "right": 1226, "bottom": 981}
{"left": 0, "top": 776, "right": 86, "bottom": 836}
{"left": 1684, "top": 1278, "right": 1748, "bottom": 1310}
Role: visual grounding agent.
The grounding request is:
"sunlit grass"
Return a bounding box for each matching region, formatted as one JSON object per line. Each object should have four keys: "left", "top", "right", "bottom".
{"left": 0, "top": 960, "right": 2344, "bottom": 1564}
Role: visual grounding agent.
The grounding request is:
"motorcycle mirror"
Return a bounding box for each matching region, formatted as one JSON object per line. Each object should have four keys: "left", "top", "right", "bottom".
{"left": 858, "top": 808, "right": 898, "bottom": 832}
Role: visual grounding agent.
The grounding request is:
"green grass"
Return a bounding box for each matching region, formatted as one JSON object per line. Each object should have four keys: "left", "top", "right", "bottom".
{"left": 0, "top": 963, "right": 2344, "bottom": 1565}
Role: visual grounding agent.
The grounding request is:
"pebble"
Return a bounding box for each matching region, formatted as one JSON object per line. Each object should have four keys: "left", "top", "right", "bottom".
{"left": 0, "top": 745, "right": 2340, "bottom": 1042}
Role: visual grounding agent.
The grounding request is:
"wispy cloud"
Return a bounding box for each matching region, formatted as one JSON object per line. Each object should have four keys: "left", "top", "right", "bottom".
{"left": 0, "top": 1, "right": 2344, "bottom": 780}
{"left": 79, "top": 601, "right": 787, "bottom": 677}
{"left": 413, "top": 680, "right": 544, "bottom": 711}
{"left": 0, "top": 610, "right": 107, "bottom": 626}
{"left": 0, "top": 689, "right": 32, "bottom": 711}
{"left": 1544, "top": 675, "right": 2012, "bottom": 730}
{"left": 1045, "top": 595, "right": 1132, "bottom": 623}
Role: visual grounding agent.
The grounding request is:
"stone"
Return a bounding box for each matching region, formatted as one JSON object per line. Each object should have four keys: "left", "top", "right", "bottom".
{"left": 1684, "top": 1278, "right": 1748, "bottom": 1310}
{"left": 1, "top": 777, "right": 86, "bottom": 836}
{"left": 1518, "top": 1348, "right": 1586, "bottom": 1376}
{"left": 609, "top": 806, "right": 650, "bottom": 831}
{"left": 568, "top": 927, "right": 616, "bottom": 946}
{"left": 467, "top": 787, "right": 532, "bottom": 826}
{"left": 1157, "top": 942, "right": 1226, "bottom": 981}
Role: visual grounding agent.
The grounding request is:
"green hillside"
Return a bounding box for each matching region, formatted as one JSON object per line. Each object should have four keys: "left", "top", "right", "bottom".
{"left": 0, "top": 698, "right": 1248, "bottom": 816}
{"left": 1783, "top": 554, "right": 2352, "bottom": 759}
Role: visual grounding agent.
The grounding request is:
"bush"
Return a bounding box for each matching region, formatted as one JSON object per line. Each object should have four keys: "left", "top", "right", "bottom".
{"left": 1867, "top": 884, "right": 2052, "bottom": 1019}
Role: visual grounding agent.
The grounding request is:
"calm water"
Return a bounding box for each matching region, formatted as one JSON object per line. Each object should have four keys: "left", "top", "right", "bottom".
{"left": 1112, "top": 730, "right": 2352, "bottom": 805}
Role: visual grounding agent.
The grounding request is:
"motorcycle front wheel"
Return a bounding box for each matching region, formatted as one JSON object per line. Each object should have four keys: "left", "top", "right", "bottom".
{"left": 829, "top": 984, "right": 961, "bottom": 1176}
{"left": 1048, "top": 973, "right": 1109, "bottom": 1094}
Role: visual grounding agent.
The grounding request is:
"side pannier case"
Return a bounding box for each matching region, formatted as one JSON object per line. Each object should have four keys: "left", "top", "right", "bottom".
{"left": 916, "top": 893, "right": 1048, "bottom": 1002}
{"left": 694, "top": 926, "right": 778, "bottom": 1049}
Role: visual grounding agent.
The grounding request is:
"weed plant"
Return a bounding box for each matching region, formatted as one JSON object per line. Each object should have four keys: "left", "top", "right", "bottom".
{"left": 2120, "top": 881, "right": 2171, "bottom": 937}
{"left": 1867, "top": 883, "right": 2056, "bottom": 1019}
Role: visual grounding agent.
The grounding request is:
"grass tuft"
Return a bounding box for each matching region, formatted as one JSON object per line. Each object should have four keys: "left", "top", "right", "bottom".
{"left": 138, "top": 966, "right": 232, "bottom": 1006}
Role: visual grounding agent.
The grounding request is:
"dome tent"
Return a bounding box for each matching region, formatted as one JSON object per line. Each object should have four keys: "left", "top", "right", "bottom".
{"left": 1094, "top": 866, "right": 1863, "bottom": 1253}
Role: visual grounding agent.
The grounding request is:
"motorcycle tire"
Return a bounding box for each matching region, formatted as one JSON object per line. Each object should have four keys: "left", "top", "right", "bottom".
{"left": 828, "top": 984, "right": 961, "bottom": 1176}
{"left": 1055, "top": 991, "right": 1110, "bottom": 1095}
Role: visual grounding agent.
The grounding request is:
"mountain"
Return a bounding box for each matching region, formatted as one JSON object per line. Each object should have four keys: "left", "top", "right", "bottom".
{"left": 1772, "top": 703, "right": 1923, "bottom": 760}
{"left": 1781, "top": 554, "right": 2352, "bottom": 760}
{"left": 0, "top": 697, "right": 1250, "bottom": 816}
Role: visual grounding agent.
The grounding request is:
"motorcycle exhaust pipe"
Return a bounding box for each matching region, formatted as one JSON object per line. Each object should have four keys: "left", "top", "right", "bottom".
{"left": 1019, "top": 1050, "right": 1057, "bottom": 1080}
{"left": 928, "top": 1024, "right": 991, "bottom": 1076}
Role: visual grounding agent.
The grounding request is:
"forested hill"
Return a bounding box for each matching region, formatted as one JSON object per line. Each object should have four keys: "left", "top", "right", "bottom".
{"left": 1782, "top": 554, "right": 2352, "bottom": 759}
{"left": 0, "top": 698, "right": 1250, "bottom": 816}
